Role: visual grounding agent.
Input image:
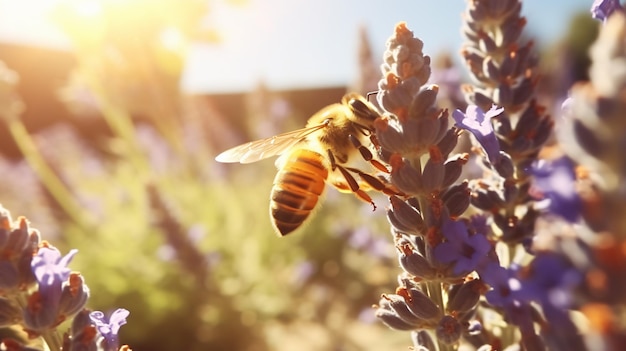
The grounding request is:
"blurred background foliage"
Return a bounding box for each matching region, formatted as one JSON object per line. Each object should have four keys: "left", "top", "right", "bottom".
{"left": 0, "top": 0, "right": 598, "bottom": 350}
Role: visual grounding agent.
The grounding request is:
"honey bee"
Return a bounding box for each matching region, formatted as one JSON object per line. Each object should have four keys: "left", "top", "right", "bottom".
{"left": 215, "top": 93, "right": 392, "bottom": 236}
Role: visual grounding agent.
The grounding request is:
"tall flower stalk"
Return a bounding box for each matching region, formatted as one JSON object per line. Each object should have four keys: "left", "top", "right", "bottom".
{"left": 373, "top": 22, "right": 487, "bottom": 351}
{"left": 370, "top": 1, "right": 599, "bottom": 349}
{"left": 460, "top": 0, "right": 553, "bottom": 248}
{"left": 555, "top": 8, "right": 626, "bottom": 349}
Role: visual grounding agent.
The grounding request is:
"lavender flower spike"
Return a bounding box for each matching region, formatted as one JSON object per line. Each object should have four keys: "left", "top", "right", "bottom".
{"left": 591, "top": 0, "right": 623, "bottom": 23}
{"left": 90, "top": 308, "right": 130, "bottom": 351}
{"left": 452, "top": 104, "right": 503, "bottom": 165}
{"left": 530, "top": 156, "right": 581, "bottom": 223}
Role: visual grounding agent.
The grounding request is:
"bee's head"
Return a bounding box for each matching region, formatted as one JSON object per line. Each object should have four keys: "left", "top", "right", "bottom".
{"left": 342, "top": 93, "right": 381, "bottom": 128}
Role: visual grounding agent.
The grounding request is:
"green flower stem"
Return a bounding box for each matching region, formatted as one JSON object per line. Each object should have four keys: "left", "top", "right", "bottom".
{"left": 7, "top": 118, "right": 91, "bottom": 228}
{"left": 425, "top": 281, "right": 456, "bottom": 351}
{"left": 41, "top": 329, "right": 63, "bottom": 351}
{"left": 425, "top": 280, "right": 444, "bottom": 315}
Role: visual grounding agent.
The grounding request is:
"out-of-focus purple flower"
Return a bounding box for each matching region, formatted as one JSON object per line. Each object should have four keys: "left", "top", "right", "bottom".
{"left": 347, "top": 227, "right": 393, "bottom": 259}
{"left": 521, "top": 253, "right": 581, "bottom": 311}
{"left": 477, "top": 261, "right": 540, "bottom": 345}
{"left": 591, "top": 0, "right": 623, "bottom": 22}
{"left": 521, "top": 256, "right": 586, "bottom": 351}
{"left": 452, "top": 105, "right": 503, "bottom": 165}
{"left": 291, "top": 260, "right": 316, "bottom": 288}
{"left": 478, "top": 262, "right": 523, "bottom": 308}
{"left": 90, "top": 308, "right": 130, "bottom": 351}
{"left": 433, "top": 217, "right": 491, "bottom": 276}
{"left": 530, "top": 156, "right": 581, "bottom": 223}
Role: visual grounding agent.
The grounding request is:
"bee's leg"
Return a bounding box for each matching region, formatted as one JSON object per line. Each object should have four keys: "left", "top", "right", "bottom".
{"left": 345, "top": 166, "right": 404, "bottom": 197}
{"left": 327, "top": 150, "right": 376, "bottom": 210}
{"left": 348, "top": 134, "right": 389, "bottom": 173}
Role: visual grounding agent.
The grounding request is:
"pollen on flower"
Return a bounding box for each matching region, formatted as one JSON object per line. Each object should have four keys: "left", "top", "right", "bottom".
{"left": 374, "top": 115, "right": 389, "bottom": 131}
{"left": 17, "top": 216, "right": 28, "bottom": 230}
{"left": 394, "top": 21, "right": 411, "bottom": 37}
{"left": 395, "top": 286, "right": 412, "bottom": 302}
{"left": 76, "top": 325, "right": 98, "bottom": 345}
{"left": 389, "top": 153, "right": 405, "bottom": 172}
{"left": 385, "top": 72, "right": 400, "bottom": 89}
{"left": 0, "top": 217, "right": 9, "bottom": 230}
{"left": 428, "top": 146, "right": 443, "bottom": 164}
{"left": 69, "top": 273, "right": 83, "bottom": 296}
{"left": 398, "top": 243, "right": 414, "bottom": 256}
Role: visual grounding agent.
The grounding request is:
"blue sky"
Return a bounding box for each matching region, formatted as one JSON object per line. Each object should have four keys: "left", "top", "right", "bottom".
{"left": 0, "top": 0, "right": 594, "bottom": 93}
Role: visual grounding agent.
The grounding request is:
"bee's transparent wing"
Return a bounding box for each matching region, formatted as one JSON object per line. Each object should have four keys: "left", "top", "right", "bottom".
{"left": 215, "top": 123, "right": 327, "bottom": 164}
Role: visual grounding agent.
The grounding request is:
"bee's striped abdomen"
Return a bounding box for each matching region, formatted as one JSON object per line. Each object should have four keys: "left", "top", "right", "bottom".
{"left": 270, "top": 149, "right": 329, "bottom": 236}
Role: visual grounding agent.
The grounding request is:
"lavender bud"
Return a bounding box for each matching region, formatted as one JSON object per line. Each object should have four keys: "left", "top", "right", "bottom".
{"left": 378, "top": 77, "right": 421, "bottom": 110}
{"left": 495, "top": 83, "right": 513, "bottom": 107}
{"left": 470, "top": 184, "right": 505, "bottom": 211}
{"left": 403, "top": 287, "right": 442, "bottom": 322}
{"left": 437, "top": 128, "right": 461, "bottom": 159}
{"left": 383, "top": 293, "right": 431, "bottom": 326}
{"left": 483, "top": 57, "right": 501, "bottom": 81}
{"left": 436, "top": 315, "right": 463, "bottom": 345}
{"left": 376, "top": 304, "right": 420, "bottom": 331}
{"left": 411, "top": 330, "right": 436, "bottom": 351}
{"left": 511, "top": 78, "right": 534, "bottom": 107}
{"left": 58, "top": 273, "right": 90, "bottom": 317}
{"left": 494, "top": 152, "right": 515, "bottom": 179}
{"left": 4, "top": 226, "right": 28, "bottom": 253}
{"left": 408, "top": 85, "right": 440, "bottom": 120}
{"left": 388, "top": 196, "right": 426, "bottom": 235}
{"left": 390, "top": 160, "right": 425, "bottom": 196}
{"left": 69, "top": 309, "right": 98, "bottom": 351}
{"left": 376, "top": 117, "right": 440, "bottom": 157}
{"left": 422, "top": 156, "right": 445, "bottom": 193}
{"left": 398, "top": 244, "right": 437, "bottom": 279}
{"left": 446, "top": 279, "right": 484, "bottom": 314}
{"left": 494, "top": 113, "right": 512, "bottom": 136}
{"left": 502, "top": 180, "right": 519, "bottom": 204}
{"left": 378, "top": 22, "right": 432, "bottom": 113}
{"left": 442, "top": 154, "right": 469, "bottom": 188}
{"left": 442, "top": 182, "right": 471, "bottom": 218}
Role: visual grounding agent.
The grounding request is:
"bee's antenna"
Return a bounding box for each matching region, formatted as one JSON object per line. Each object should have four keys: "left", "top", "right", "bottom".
{"left": 365, "top": 91, "right": 379, "bottom": 103}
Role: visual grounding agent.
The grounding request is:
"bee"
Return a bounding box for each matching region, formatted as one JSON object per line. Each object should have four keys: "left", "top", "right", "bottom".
{"left": 215, "top": 93, "right": 391, "bottom": 236}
